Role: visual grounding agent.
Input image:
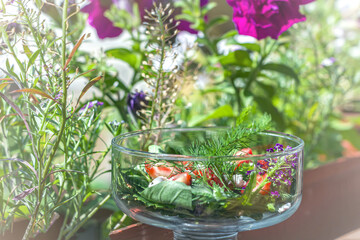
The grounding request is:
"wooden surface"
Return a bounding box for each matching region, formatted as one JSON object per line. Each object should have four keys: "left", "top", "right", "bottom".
{"left": 110, "top": 155, "right": 360, "bottom": 240}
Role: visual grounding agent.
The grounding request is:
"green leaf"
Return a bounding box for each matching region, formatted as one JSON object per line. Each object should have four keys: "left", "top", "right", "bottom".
{"left": 0, "top": 93, "right": 33, "bottom": 140}
{"left": 140, "top": 181, "right": 192, "bottom": 210}
{"left": 219, "top": 50, "right": 252, "bottom": 67}
{"left": 212, "top": 184, "right": 228, "bottom": 201}
{"left": 201, "top": 2, "right": 217, "bottom": 14}
{"left": 261, "top": 63, "right": 299, "bottom": 83}
{"left": 105, "top": 48, "right": 141, "bottom": 69}
{"left": 267, "top": 203, "right": 276, "bottom": 212}
{"left": 307, "top": 102, "right": 319, "bottom": 119}
{"left": 202, "top": 86, "right": 235, "bottom": 94}
{"left": 242, "top": 171, "right": 257, "bottom": 205}
{"left": 191, "top": 185, "right": 214, "bottom": 203}
{"left": 218, "top": 30, "right": 238, "bottom": 41}
{"left": 148, "top": 145, "right": 165, "bottom": 154}
{"left": 23, "top": 44, "right": 32, "bottom": 58}
{"left": 253, "top": 96, "right": 285, "bottom": 129}
{"left": 206, "top": 16, "right": 229, "bottom": 33}
{"left": 27, "top": 50, "right": 40, "bottom": 71}
{"left": 103, "top": 74, "right": 129, "bottom": 93}
{"left": 238, "top": 43, "right": 261, "bottom": 53}
{"left": 257, "top": 82, "right": 275, "bottom": 98}
{"left": 189, "top": 104, "right": 235, "bottom": 127}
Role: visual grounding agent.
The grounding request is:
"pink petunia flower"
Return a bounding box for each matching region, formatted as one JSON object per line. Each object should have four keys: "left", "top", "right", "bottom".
{"left": 226, "top": 0, "right": 315, "bottom": 40}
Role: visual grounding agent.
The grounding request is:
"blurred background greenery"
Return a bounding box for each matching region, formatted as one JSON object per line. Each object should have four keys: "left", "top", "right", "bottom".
{"left": 77, "top": 0, "right": 360, "bottom": 170}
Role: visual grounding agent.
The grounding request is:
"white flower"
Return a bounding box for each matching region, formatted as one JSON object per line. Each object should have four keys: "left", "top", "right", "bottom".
{"left": 232, "top": 174, "right": 246, "bottom": 188}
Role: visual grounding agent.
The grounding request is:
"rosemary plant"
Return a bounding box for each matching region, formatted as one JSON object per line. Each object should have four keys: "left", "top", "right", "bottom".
{"left": 0, "top": 1, "right": 113, "bottom": 239}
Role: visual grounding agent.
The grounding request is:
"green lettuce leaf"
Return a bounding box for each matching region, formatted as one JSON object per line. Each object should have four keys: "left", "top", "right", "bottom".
{"left": 140, "top": 181, "right": 192, "bottom": 210}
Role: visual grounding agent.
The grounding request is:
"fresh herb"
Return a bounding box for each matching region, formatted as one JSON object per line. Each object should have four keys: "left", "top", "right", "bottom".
{"left": 186, "top": 111, "right": 272, "bottom": 157}
{"left": 140, "top": 181, "right": 193, "bottom": 210}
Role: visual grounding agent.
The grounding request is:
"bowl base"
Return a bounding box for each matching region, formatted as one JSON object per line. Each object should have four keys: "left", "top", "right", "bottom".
{"left": 173, "top": 230, "right": 237, "bottom": 240}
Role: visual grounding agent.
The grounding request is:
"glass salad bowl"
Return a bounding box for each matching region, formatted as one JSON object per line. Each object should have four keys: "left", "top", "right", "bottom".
{"left": 111, "top": 127, "right": 304, "bottom": 239}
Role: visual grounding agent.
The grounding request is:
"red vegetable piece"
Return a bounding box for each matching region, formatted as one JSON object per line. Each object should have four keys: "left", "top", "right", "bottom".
{"left": 255, "top": 174, "right": 271, "bottom": 195}
{"left": 193, "top": 168, "right": 223, "bottom": 187}
{"left": 257, "top": 160, "right": 269, "bottom": 170}
{"left": 145, "top": 164, "right": 174, "bottom": 179}
{"left": 234, "top": 148, "right": 253, "bottom": 156}
{"left": 234, "top": 148, "right": 253, "bottom": 170}
{"left": 170, "top": 172, "right": 192, "bottom": 185}
{"left": 241, "top": 173, "right": 271, "bottom": 195}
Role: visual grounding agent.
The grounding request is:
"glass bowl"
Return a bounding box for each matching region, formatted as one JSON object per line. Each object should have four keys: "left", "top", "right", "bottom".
{"left": 111, "top": 127, "right": 304, "bottom": 239}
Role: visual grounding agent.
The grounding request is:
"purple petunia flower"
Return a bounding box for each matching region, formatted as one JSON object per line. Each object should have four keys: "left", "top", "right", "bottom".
{"left": 127, "top": 91, "right": 148, "bottom": 118}
{"left": 225, "top": 0, "right": 315, "bottom": 40}
{"left": 81, "top": 0, "right": 208, "bottom": 39}
{"left": 81, "top": 0, "right": 123, "bottom": 39}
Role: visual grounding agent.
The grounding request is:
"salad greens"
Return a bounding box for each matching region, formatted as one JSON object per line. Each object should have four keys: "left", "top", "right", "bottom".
{"left": 116, "top": 112, "right": 300, "bottom": 220}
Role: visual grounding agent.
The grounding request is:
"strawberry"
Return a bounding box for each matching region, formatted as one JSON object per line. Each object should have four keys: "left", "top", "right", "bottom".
{"left": 254, "top": 173, "right": 271, "bottom": 195}
{"left": 170, "top": 172, "right": 192, "bottom": 185}
{"left": 234, "top": 148, "right": 253, "bottom": 156}
{"left": 145, "top": 164, "right": 174, "bottom": 179}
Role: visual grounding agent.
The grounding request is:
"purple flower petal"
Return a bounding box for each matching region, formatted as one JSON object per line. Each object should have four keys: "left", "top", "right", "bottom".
{"left": 226, "top": 0, "right": 315, "bottom": 40}
{"left": 82, "top": 0, "right": 209, "bottom": 38}
{"left": 127, "top": 91, "right": 148, "bottom": 118}
{"left": 81, "top": 0, "right": 123, "bottom": 39}
{"left": 176, "top": 0, "right": 209, "bottom": 33}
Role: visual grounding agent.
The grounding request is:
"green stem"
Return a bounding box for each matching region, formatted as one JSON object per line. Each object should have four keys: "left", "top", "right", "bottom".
{"left": 149, "top": 8, "right": 166, "bottom": 130}
{"left": 22, "top": 1, "right": 70, "bottom": 239}
{"left": 244, "top": 40, "right": 277, "bottom": 93}
{"left": 202, "top": 32, "right": 218, "bottom": 56}
{"left": 89, "top": 146, "right": 111, "bottom": 181}
{"left": 18, "top": 1, "right": 52, "bottom": 82}
{"left": 245, "top": 157, "right": 288, "bottom": 205}
{"left": 229, "top": 77, "right": 242, "bottom": 114}
{"left": 105, "top": 93, "right": 131, "bottom": 130}
{"left": 57, "top": 208, "right": 70, "bottom": 240}
{"left": 64, "top": 194, "right": 111, "bottom": 240}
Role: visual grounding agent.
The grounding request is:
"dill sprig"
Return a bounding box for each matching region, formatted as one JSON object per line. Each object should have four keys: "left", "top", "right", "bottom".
{"left": 188, "top": 113, "right": 272, "bottom": 157}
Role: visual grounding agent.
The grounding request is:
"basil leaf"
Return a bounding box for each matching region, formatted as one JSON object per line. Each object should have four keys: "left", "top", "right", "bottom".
{"left": 191, "top": 185, "right": 214, "bottom": 203}
{"left": 140, "top": 181, "right": 192, "bottom": 210}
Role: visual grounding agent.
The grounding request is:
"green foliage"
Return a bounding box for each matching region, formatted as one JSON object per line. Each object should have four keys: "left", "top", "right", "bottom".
{"left": 0, "top": 1, "right": 117, "bottom": 239}
{"left": 189, "top": 104, "right": 235, "bottom": 127}
{"left": 140, "top": 181, "right": 193, "bottom": 210}
{"left": 187, "top": 112, "right": 272, "bottom": 157}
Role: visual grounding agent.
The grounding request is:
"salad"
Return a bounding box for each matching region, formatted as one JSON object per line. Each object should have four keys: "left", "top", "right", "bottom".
{"left": 117, "top": 142, "right": 299, "bottom": 220}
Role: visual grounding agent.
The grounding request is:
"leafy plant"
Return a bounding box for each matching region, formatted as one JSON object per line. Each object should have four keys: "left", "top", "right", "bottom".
{"left": 0, "top": 1, "right": 118, "bottom": 239}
